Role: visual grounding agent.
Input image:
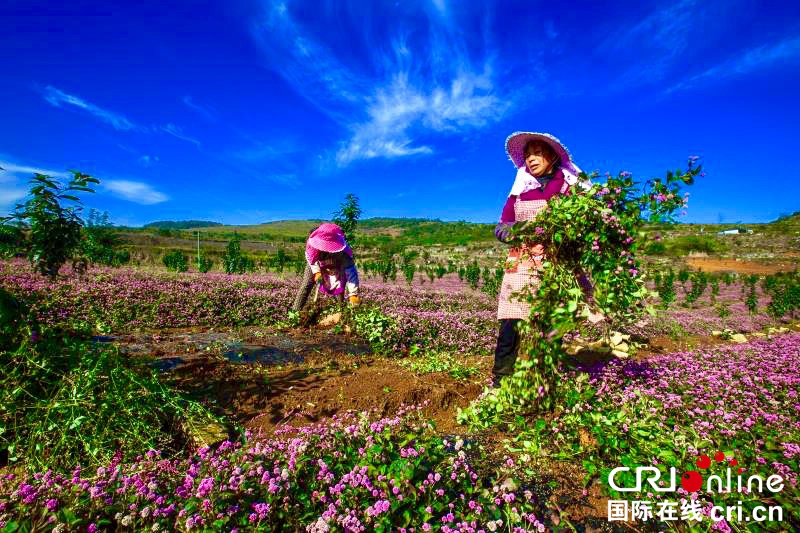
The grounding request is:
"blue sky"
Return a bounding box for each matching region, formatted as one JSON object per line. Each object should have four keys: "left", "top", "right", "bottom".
{"left": 2, "top": 0, "right": 799, "bottom": 226}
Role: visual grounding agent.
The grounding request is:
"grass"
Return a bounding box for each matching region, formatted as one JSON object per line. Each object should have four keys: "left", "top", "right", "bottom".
{"left": 0, "top": 326, "right": 225, "bottom": 471}
{"left": 400, "top": 349, "right": 479, "bottom": 380}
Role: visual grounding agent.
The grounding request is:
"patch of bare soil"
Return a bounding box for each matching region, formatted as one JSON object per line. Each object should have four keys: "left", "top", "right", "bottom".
{"left": 110, "top": 326, "right": 488, "bottom": 436}
{"left": 685, "top": 257, "right": 797, "bottom": 274}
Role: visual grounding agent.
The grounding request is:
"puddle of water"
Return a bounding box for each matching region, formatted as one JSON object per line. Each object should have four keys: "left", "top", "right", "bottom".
{"left": 223, "top": 344, "right": 303, "bottom": 365}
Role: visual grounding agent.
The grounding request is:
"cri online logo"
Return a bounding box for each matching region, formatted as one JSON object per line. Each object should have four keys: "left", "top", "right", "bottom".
{"left": 608, "top": 451, "right": 784, "bottom": 494}
{"left": 680, "top": 450, "right": 742, "bottom": 492}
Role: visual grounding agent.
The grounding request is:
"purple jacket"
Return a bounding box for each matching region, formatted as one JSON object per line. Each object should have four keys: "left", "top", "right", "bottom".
{"left": 495, "top": 171, "right": 569, "bottom": 242}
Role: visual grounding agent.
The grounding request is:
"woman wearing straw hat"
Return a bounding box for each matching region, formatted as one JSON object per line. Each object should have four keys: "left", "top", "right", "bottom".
{"left": 292, "top": 223, "right": 361, "bottom": 313}
{"left": 491, "top": 132, "right": 592, "bottom": 387}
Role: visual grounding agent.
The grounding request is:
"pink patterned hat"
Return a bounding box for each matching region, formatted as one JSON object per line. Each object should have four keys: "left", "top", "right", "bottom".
{"left": 505, "top": 131, "right": 584, "bottom": 188}
{"left": 306, "top": 223, "right": 349, "bottom": 255}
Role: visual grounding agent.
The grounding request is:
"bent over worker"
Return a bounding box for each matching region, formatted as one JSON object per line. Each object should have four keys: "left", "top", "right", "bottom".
{"left": 292, "top": 223, "right": 361, "bottom": 312}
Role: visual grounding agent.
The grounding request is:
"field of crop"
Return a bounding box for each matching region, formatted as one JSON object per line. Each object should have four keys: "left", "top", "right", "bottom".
{"left": 1, "top": 252, "right": 799, "bottom": 531}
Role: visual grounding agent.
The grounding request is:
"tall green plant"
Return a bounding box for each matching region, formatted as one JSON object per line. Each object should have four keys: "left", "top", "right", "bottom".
{"left": 332, "top": 193, "right": 362, "bottom": 246}
{"left": 82, "top": 209, "right": 129, "bottom": 266}
{"left": 222, "top": 236, "right": 255, "bottom": 274}
{"left": 162, "top": 249, "right": 189, "bottom": 272}
{"left": 3, "top": 172, "right": 98, "bottom": 278}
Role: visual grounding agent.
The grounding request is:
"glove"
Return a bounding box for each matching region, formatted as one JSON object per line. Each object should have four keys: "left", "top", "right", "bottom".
{"left": 495, "top": 222, "right": 515, "bottom": 243}
{"left": 313, "top": 272, "right": 323, "bottom": 285}
{"left": 348, "top": 295, "right": 361, "bottom": 306}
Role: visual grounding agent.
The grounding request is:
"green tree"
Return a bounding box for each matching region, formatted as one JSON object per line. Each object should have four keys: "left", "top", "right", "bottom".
{"left": 3, "top": 172, "right": 98, "bottom": 278}
{"left": 163, "top": 250, "right": 189, "bottom": 272}
{"left": 272, "top": 248, "right": 289, "bottom": 273}
{"left": 464, "top": 261, "right": 481, "bottom": 290}
{"left": 195, "top": 254, "right": 213, "bottom": 273}
{"left": 332, "top": 193, "right": 362, "bottom": 246}
{"left": 82, "top": 209, "right": 129, "bottom": 266}
{"left": 222, "top": 236, "right": 255, "bottom": 274}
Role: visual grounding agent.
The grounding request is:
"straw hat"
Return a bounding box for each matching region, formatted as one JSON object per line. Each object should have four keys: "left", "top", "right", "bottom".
{"left": 505, "top": 132, "right": 584, "bottom": 186}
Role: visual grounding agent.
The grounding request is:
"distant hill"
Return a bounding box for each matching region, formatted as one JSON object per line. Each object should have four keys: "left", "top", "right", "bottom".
{"left": 143, "top": 220, "right": 223, "bottom": 230}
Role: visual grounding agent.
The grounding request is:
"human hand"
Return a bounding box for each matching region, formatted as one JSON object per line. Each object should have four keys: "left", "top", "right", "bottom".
{"left": 528, "top": 243, "right": 545, "bottom": 256}
{"left": 348, "top": 295, "right": 361, "bottom": 306}
{"left": 494, "top": 222, "right": 515, "bottom": 243}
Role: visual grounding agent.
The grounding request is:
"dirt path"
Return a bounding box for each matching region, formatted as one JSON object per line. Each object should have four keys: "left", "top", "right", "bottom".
{"left": 685, "top": 257, "right": 797, "bottom": 274}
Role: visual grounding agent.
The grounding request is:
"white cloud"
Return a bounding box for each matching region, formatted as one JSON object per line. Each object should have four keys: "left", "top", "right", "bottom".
{"left": 104, "top": 179, "right": 168, "bottom": 205}
{"left": 0, "top": 160, "right": 72, "bottom": 212}
{"left": 0, "top": 161, "right": 70, "bottom": 179}
{"left": 161, "top": 123, "right": 201, "bottom": 147}
{"left": 183, "top": 96, "right": 217, "bottom": 121}
{"left": 42, "top": 86, "right": 202, "bottom": 146}
{"left": 253, "top": 0, "right": 509, "bottom": 166}
{"left": 0, "top": 187, "right": 27, "bottom": 206}
{"left": 43, "top": 86, "right": 141, "bottom": 131}
{"left": 430, "top": 0, "right": 447, "bottom": 17}
{"left": 668, "top": 35, "right": 800, "bottom": 92}
{"left": 137, "top": 155, "right": 160, "bottom": 167}
{"left": 602, "top": 0, "right": 700, "bottom": 85}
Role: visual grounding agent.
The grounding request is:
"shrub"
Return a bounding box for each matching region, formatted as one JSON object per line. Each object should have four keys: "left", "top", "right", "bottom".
{"left": 0, "top": 225, "right": 26, "bottom": 258}
{"left": 196, "top": 254, "right": 213, "bottom": 273}
{"left": 464, "top": 261, "right": 481, "bottom": 290}
{"left": 162, "top": 249, "right": 189, "bottom": 272}
{"left": 401, "top": 260, "right": 416, "bottom": 286}
{"left": 765, "top": 271, "right": 800, "bottom": 318}
{"left": 222, "top": 237, "right": 255, "bottom": 274}
{"left": 81, "top": 209, "right": 129, "bottom": 267}
{"left": 3, "top": 172, "right": 98, "bottom": 278}
{"left": 480, "top": 265, "right": 504, "bottom": 299}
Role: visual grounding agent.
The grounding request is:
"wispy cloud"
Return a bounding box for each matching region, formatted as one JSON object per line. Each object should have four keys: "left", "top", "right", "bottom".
{"left": 253, "top": 0, "right": 510, "bottom": 166}
{"left": 602, "top": 0, "right": 700, "bottom": 86}
{"left": 668, "top": 35, "right": 800, "bottom": 92}
{"left": 0, "top": 159, "right": 71, "bottom": 211}
{"left": 43, "top": 86, "right": 141, "bottom": 131}
{"left": 0, "top": 161, "right": 70, "bottom": 179}
{"left": 42, "top": 86, "right": 202, "bottom": 147}
{"left": 103, "top": 179, "right": 168, "bottom": 205}
{"left": 231, "top": 137, "right": 302, "bottom": 162}
{"left": 161, "top": 123, "right": 201, "bottom": 147}
{"left": 137, "top": 155, "right": 160, "bottom": 167}
{"left": 183, "top": 95, "right": 217, "bottom": 121}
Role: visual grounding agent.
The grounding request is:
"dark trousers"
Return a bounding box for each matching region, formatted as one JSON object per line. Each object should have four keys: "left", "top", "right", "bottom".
{"left": 492, "top": 319, "right": 521, "bottom": 379}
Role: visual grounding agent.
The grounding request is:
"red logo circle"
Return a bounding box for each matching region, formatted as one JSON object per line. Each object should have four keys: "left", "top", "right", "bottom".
{"left": 696, "top": 455, "right": 711, "bottom": 469}
{"left": 681, "top": 471, "right": 703, "bottom": 492}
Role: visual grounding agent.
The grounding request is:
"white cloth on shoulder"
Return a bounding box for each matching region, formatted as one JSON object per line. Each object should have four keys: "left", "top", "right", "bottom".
{"left": 508, "top": 164, "right": 591, "bottom": 197}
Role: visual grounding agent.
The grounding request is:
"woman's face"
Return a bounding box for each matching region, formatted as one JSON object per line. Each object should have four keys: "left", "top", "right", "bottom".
{"left": 524, "top": 142, "right": 555, "bottom": 177}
